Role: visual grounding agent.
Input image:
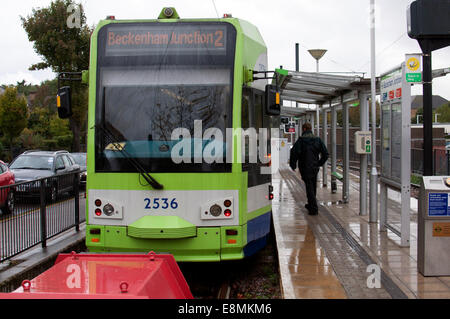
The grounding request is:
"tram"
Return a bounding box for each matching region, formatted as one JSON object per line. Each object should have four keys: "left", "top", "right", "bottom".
{"left": 57, "top": 7, "right": 280, "bottom": 261}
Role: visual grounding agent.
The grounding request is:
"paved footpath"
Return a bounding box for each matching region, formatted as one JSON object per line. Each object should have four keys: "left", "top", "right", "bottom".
{"left": 272, "top": 166, "right": 450, "bottom": 299}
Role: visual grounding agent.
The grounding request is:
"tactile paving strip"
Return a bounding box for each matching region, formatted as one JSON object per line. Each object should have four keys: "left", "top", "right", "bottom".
{"left": 280, "top": 169, "right": 408, "bottom": 299}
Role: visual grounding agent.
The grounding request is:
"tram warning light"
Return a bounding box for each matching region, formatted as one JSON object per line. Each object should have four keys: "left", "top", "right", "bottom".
{"left": 56, "top": 86, "right": 73, "bottom": 119}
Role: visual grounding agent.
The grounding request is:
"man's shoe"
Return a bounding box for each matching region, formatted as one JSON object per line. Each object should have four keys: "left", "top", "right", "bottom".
{"left": 305, "top": 203, "right": 311, "bottom": 210}
{"left": 308, "top": 210, "right": 318, "bottom": 215}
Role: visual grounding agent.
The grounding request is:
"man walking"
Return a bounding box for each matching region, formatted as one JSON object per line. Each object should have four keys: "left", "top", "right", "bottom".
{"left": 289, "top": 122, "right": 329, "bottom": 215}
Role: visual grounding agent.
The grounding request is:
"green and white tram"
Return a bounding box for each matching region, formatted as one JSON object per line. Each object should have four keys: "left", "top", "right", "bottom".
{"left": 58, "top": 7, "right": 280, "bottom": 261}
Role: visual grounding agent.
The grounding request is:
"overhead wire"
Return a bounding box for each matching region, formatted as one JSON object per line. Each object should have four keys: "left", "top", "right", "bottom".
{"left": 211, "top": 0, "right": 220, "bottom": 18}
{"left": 356, "top": 32, "right": 407, "bottom": 71}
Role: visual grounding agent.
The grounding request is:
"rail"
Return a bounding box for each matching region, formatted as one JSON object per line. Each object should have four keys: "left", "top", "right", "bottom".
{"left": 0, "top": 170, "right": 85, "bottom": 263}
{"left": 329, "top": 143, "right": 450, "bottom": 177}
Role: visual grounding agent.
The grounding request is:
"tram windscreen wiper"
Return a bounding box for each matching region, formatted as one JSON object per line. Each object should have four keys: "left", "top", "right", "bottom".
{"left": 95, "top": 124, "right": 164, "bottom": 190}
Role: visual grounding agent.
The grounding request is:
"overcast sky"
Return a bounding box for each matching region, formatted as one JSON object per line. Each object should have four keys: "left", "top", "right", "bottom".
{"left": 1, "top": 0, "right": 449, "bottom": 100}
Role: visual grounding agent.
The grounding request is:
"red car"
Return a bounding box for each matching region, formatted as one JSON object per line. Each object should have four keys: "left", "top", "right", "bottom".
{"left": 0, "top": 160, "right": 15, "bottom": 214}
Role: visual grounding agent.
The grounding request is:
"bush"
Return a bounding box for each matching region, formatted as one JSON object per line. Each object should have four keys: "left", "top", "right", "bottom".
{"left": 17, "top": 128, "right": 45, "bottom": 150}
{"left": 55, "top": 135, "right": 73, "bottom": 150}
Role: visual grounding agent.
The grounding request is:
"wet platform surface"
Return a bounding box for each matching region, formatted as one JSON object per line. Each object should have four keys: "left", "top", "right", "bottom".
{"left": 273, "top": 166, "right": 450, "bottom": 299}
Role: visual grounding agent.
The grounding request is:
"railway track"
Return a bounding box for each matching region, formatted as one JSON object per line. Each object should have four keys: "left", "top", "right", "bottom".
{"left": 178, "top": 226, "right": 281, "bottom": 299}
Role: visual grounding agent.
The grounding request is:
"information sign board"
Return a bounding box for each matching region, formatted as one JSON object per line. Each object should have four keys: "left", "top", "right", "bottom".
{"left": 405, "top": 54, "right": 422, "bottom": 83}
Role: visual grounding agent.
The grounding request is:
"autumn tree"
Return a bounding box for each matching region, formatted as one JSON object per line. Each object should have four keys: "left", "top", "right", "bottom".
{"left": 0, "top": 87, "right": 28, "bottom": 160}
{"left": 21, "top": 0, "right": 91, "bottom": 152}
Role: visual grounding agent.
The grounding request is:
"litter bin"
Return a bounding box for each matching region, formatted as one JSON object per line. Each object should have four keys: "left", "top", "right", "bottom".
{"left": 418, "top": 176, "right": 450, "bottom": 276}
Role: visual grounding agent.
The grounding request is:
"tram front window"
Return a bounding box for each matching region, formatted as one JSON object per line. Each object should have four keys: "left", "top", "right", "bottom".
{"left": 97, "top": 68, "right": 231, "bottom": 172}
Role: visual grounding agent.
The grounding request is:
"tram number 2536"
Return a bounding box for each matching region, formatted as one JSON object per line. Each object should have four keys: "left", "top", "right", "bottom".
{"left": 144, "top": 198, "right": 178, "bottom": 210}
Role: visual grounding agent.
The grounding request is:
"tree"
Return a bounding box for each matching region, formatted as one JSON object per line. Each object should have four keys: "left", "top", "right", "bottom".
{"left": 434, "top": 102, "right": 450, "bottom": 123}
{"left": 0, "top": 87, "right": 28, "bottom": 160}
{"left": 349, "top": 104, "right": 360, "bottom": 127}
{"left": 21, "top": 0, "right": 91, "bottom": 152}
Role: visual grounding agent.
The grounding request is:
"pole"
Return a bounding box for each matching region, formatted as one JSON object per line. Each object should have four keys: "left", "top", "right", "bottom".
{"left": 359, "top": 92, "right": 368, "bottom": 215}
{"left": 296, "top": 43, "right": 299, "bottom": 112}
{"left": 342, "top": 96, "right": 349, "bottom": 203}
{"left": 316, "top": 60, "right": 320, "bottom": 138}
{"left": 369, "top": 0, "right": 378, "bottom": 223}
{"left": 322, "top": 107, "right": 328, "bottom": 187}
{"left": 422, "top": 47, "right": 433, "bottom": 176}
{"left": 331, "top": 101, "right": 337, "bottom": 193}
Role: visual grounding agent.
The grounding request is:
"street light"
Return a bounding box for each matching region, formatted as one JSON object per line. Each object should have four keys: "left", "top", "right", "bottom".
{"left": 308, "top": 49, "right": 327, "bottom": 137}
{"left": 308, "top": 49, "right": 327, "bottom": 73}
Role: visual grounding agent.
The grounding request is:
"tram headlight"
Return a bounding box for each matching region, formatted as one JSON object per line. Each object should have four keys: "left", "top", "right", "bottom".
{"left": 209, "top": 204, "right": 222, "bottom": 217}
{"left": 103, "top": 203, "right": 115, "bottom": 216}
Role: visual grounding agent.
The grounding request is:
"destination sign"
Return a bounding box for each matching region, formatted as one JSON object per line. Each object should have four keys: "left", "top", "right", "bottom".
{"left": 105, "top": 25, "right": 227, "bottom": 56}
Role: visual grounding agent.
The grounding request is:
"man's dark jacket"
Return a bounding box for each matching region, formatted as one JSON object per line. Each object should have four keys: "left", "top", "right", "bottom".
{"left": 289, "top": 130, "right": 329, "bottom": 179}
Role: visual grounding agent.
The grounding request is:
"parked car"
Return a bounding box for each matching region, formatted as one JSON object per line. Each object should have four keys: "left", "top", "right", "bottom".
{"left": 9, "top": 150, "right": 80, "bottom": 202}
{"left": 0, "top": 160, "right": 15, "bottom": 214}
{"left": 70, "top": 152, "right": 87, "bottom": 185}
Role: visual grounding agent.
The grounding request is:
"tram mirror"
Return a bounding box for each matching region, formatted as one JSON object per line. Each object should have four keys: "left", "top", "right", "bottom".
{"left": 56, "top": 86, "right": 73, "bottom": 119}
{"left": 265, "top": 84, "right": 280, "bottom": 115}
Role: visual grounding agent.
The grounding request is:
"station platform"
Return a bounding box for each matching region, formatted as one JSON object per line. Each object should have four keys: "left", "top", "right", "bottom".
{"left": 273, "top": 165, "right": 450, "bottom": 299}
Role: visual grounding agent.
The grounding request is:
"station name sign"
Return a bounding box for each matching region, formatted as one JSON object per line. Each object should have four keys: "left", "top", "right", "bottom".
{"left": 380, "top": 68, "right": 402, "bottom": 103}
{"left": 105, "top": 25, "right": 227, "bottom": 56}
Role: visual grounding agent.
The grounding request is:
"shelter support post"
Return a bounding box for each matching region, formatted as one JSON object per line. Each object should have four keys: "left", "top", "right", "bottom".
{"left": 342, "top": 96, "right": 349, "bottom": 203}
{"left": 322, "top": 106, "right": 327, "bottom": 187}
{"left": 359, "top": 91, "right": 369, "bottom": 215}
{"left": 380, "top": 182, "right": 387, "bottom": 232}
{"left": 316, "top": 105, "right": 320, "bottom": 137}
{"left": 331, "top": 101, "right": 337, "bottom": 193}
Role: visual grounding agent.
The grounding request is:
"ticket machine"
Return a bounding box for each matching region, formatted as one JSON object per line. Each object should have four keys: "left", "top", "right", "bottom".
{"left": 418, "top": 176, "right": 450, "bottom": 276}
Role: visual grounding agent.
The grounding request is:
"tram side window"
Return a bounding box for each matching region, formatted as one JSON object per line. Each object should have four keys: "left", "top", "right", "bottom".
{"left": 254, "top": 93, "right": 263, "bottom": 131}
{"left": 242, "top": 89, "right": 250, "bottom": 129}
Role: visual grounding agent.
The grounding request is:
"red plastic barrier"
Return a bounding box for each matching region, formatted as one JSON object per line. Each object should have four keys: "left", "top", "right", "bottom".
{"left": 1, "top": 251, "right": 193, "bottom": 299}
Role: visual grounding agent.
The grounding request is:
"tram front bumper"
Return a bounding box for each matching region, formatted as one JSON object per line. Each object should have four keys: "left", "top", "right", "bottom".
{"left": 86, "top": 224, "right": 245, "bottom": 262}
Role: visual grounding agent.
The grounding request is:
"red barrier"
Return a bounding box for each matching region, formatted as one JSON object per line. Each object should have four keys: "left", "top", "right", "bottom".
{"left": 1, "top": 251, "right": 193, "bottom": 299}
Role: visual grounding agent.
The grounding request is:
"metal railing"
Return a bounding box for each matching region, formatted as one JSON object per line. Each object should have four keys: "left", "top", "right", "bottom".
{"left": 328, "top": 143, "right": 450, "bottom": 176}
{"left": 0, "top": 170, "right": 85, "bottom": 263}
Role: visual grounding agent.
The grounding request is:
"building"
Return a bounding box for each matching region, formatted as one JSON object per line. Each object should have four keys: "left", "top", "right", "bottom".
{"left": 410, "top": 95, "right": 448, "bottom": 118}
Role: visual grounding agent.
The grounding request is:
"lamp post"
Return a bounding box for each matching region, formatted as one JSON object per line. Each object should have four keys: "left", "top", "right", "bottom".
{"left": 369, "top": 0, "right": 378, "bottom": 223}
{"left": 308, "top": 49, "right": 327, "bottom": 137}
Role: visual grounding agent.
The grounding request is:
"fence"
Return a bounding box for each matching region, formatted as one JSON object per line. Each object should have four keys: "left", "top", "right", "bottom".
{"left": 0, "top": 170, "right": 85, "bottom": 263}
{"left": 328, "top": 142, "right": 450, "bottom": 177}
